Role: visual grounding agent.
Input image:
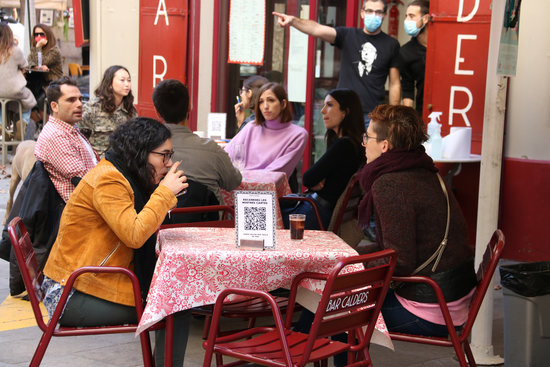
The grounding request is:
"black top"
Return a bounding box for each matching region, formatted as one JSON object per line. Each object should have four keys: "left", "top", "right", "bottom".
{"left": 333, "top": 27, "right": 400, "bottom": 113}
{"left": 398, "top": 37, "right": 426, "bottom": 115}
{"left": 303, "top": 137, "right": 363, "bottom": 206}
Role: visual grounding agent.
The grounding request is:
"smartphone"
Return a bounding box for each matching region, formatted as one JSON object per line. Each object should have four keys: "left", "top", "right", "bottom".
{"left": 236, "top": 96, "right": 242, "bottom": 110}
{"left": 175, "top": 189, "right": 187, "bottom": 198}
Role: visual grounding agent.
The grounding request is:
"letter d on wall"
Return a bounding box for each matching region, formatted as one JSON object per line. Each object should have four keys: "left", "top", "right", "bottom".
{"left": 153, "top": 55, "right": 167, "bottom": 87}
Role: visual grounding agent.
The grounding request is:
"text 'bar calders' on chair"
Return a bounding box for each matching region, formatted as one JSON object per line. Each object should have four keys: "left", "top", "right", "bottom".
{"left": 7, "top": 217, "right": 161, "bottom": 367}
{"left": 389, "top": 229, "right": 505, "bottom": 367}
{"left": 203, "top": 249, "right": 397, "bottom": 367}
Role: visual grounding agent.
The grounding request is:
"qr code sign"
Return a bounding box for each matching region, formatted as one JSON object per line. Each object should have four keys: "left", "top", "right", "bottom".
{"left": 244, "top": 207, "right": 267, "bottom": 231}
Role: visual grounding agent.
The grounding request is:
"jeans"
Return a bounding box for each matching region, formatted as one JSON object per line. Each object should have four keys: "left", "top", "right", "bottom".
{"left": 381, "top": 289, "right": 450, "bottom": 337}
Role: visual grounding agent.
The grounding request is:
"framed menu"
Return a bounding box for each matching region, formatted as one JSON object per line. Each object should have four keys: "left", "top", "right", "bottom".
{"left": 234, "top": 191, "right": 276, "bottom": 250}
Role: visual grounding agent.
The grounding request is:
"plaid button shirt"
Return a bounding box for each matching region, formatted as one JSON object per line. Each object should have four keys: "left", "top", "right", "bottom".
{"left": 35, "top": 116, "right": 99, "bottom": 202}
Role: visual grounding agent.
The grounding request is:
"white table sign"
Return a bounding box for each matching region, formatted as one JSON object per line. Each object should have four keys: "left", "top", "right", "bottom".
{"left": 207, "top": 113, "right": 226, "bottom": 140}
{"left": 235, "top": 191, "right": 276, "bottom": 250}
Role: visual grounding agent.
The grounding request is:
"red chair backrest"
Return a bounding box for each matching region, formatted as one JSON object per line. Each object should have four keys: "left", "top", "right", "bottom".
{"left": 297, "top": 249, "right": 396, "bottom": 365}
{"left": 160, "top": 205, "right": 235, "bottom": 229}
{"left": 8, "top": 217, "right": 48, "bottom": 331}
{"left": 329, "top": 174, "right": 363, "bottom": 234}
{"left": 461, "top": 229, "right": 505, "bottom": 339}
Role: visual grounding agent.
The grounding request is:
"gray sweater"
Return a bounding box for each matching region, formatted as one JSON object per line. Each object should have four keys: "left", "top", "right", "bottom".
{"left": 0, "top": 46, "right": 36, "bottom": 110}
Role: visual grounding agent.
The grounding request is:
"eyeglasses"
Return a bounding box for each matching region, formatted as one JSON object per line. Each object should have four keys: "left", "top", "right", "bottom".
{"left": 362, "top": 9, "right": 385, "bottom": 16}
{"left": 362, "top": 133, "right": 380, "bottom": 145}
{"left": 151, "top": 150, "right": 174, "bottom": 164}
{"left": 34, "top": 32, "right": 46, "bottom": 37}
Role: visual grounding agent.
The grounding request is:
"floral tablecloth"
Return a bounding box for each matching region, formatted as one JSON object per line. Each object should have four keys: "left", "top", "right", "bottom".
{"left": 221, "top": 170, "right": 291, "bottom": 228}
{"left": 137, "top": 227, "right": 392, "bottom": 349}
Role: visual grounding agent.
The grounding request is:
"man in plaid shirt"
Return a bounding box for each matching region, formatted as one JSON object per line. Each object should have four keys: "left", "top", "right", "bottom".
{"left": 35, "top": 77, "right": 99, "bottom": 202}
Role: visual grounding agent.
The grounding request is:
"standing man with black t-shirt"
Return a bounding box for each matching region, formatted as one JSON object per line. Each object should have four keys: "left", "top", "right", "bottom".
{"left": 399, "top": 0, "right": 430, "bottom": 116}
{"left": 274, "top": 0, "right": 401, "bottom": 126}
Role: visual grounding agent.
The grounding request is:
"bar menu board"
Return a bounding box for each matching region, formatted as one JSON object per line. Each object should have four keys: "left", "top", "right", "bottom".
{"left": 228, "top": 0, "right": 265, "bottom": 65}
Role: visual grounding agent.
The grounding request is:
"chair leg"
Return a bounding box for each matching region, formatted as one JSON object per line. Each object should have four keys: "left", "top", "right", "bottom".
{"left": 202, "top": 315, "right": 212, "bottom": 340}
{"left": 463, "top": 342, "right": 477, "bottom": 367}
{"left": 139, "top": 329, "right": 154, "bottom": 367}
{"left": 165, "top": 314, "right": 174, "bottom": 367}
{"left": 30, "top": 327, "right": 56, "bottom": 367}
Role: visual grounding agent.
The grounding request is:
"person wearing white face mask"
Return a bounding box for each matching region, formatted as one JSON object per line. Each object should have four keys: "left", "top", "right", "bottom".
{"left": 273, "top": 0, "right": 401, "bottom": 127}
{"left": 398, "top": 0, "right": 430, "bottom": 115}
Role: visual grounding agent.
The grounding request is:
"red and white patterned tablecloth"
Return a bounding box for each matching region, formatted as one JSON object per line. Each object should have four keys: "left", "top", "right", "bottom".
{"left": 220, "top": 170, "right": 291, "bottom": 228}
{"left": 137, "top": 227, "right": 393, "bottom": 349}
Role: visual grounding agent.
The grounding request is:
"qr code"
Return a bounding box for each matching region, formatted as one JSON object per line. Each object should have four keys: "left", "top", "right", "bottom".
{"left": 244, "top": 207, "right": 267, "bottom": 231}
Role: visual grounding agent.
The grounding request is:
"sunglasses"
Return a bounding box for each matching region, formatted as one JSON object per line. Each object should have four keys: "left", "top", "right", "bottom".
{"left": 34, "top": 32, "right": 46, "bottom": 37}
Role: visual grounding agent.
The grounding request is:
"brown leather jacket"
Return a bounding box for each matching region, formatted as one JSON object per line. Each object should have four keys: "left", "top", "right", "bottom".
{"left": 44, "top": 160, "right": 176, "bottom": 306}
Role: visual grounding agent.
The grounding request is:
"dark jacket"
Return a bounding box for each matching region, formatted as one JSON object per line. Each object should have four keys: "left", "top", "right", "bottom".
{"left": 0, "top": 161, "right": 65, "bottom": 296}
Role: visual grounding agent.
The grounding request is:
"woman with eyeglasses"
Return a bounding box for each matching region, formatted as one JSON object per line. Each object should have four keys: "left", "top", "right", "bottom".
{"left": 79, "top": 65, "right": 137, "bottom": 157}
{"left": 281, "top": 89, "right": 365, "bottom": 230}
{"left": 225, "top": 82, "right": 308, "bottom": 178}
{"left": 41, "top": 117, "right": 191, "bottom": 366}
{"left": 0, "top": 23, "right": 36, "bottom": 124}
{"left": 27, "top": 23, "right": 63, "bottom": 82}
{"left": 234, "top": 75, "right": 268, "bottom": 133}
{"left": 358, "top": 104, "right": 475, "bottom": 337}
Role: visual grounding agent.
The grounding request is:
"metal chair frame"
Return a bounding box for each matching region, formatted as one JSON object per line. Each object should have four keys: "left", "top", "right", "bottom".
{"left": 388, "top": 230, "right": 505, "bottom": 367}
{"left": 203, "top": 249, "right": 397, "bottom": 367}
{"left": 8, "top": 217, "right": 169, "bottom": 367}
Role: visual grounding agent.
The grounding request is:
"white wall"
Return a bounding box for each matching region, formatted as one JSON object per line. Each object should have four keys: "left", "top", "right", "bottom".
{"left": 196, "top": 0, "right": 214, "bottom": 132}
{"left": 89, "top": 0, "right": 140, "bottom": 102}
{"left": 505, "top": 1, "right": 550, "bottom": 160}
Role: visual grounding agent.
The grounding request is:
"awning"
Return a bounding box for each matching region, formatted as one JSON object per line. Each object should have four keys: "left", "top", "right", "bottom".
{"left": 0, "top": 1, "right": 67, "bottom": 11}
{"left": 0, "top": 1, "right": 22, "bottom": 7}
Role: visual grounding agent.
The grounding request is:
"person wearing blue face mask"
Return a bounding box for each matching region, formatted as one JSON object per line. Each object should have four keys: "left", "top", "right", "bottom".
{"left": 274, "top": 0, "right": 401, "bottom": 128}
{"left": 398, "top": 0, "right": 430, "bottom": 116}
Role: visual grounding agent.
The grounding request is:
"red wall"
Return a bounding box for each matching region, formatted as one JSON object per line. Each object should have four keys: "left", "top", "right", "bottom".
{"left": 500, "top": 158, "right": 550, "bottom": 261}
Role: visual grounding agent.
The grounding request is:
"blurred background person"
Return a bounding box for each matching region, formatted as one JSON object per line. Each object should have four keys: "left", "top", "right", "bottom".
{"left": 0, "top": 23, "right": 36, "bottom": 126}
{"left": 27, "top": 23, "right": 63, "bottom": 82}
{"left": 282, "top": 89, "right": 365, "bottom": 230}
{"left": 234, "top": 75, "right": 268, "bottom": 133}
{"left": 80, "top": 65, "right": 137, "bottom": 157}
{"left": 225, "top": 82, "right": 307, "bottom": 179}
{"left": 358, "top": 104, "right": 475, "bottom": 337}
{"left": 41, "top": 117, "right": 190, "bottom": 366}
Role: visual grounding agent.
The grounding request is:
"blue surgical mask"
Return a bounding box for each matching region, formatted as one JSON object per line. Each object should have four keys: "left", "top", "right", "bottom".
{"left": 364, "top": 14, "right": 383, "bottom": 33}
{"left": 404, "top": 19, "right": 423, "bottom": 37}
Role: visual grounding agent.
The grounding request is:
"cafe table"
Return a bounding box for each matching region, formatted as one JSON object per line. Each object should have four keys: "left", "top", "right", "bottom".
{"left": 137, "top": 227, "right": 393, "bottom": 348}
{"left": 221, "top": 169, "right": 292, "bottom": 229}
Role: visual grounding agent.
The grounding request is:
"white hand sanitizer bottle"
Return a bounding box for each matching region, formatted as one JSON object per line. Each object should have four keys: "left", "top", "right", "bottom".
{"left": 427, "top": 112, "right": 443, "bottom": 159}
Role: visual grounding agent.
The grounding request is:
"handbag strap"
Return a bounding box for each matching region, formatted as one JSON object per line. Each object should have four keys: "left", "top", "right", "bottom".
{"left": 411, "top": 173, "right": 451, "bottom": 275}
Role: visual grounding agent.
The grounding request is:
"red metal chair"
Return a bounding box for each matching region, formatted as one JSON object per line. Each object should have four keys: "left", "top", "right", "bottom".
{"left": 7, "top": 217, "right": 166, "bottom": 367}
{"left": 389, "top": 229, "right": 505, "bottom": 367}
{"left": 160, "top": 205, "right": 235, "bottom": 229}
{"left": 203, "top": 249, "right": 397, "bottom": 367}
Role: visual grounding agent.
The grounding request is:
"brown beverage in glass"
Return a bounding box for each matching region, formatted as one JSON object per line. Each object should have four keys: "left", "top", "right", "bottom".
{"left": 289, "top": 214, "right": 306, "bottom": 240}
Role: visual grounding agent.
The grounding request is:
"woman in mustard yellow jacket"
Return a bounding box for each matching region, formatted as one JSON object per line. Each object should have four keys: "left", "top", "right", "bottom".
{"left": 41, "top": 117, "right": 189, "bottom": 366}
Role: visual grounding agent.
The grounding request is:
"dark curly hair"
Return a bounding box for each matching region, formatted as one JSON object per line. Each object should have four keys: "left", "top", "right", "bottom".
{"left": 368, "top": 104, "right": 428, "bottom": 150}
{"left": 95, "top": 65, "right": 137, "bottom": 115}
{"left": 109, "top": 117, "right": 172, "bottom": 194}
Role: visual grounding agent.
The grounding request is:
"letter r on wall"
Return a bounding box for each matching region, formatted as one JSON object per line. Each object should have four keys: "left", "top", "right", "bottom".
{"left": 153, "top": 55, "right": 167, "bottom": 87}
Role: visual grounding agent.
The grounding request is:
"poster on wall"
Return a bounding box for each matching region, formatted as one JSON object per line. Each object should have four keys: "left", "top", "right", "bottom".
{"left": 39, "top": 9, "right": 54, "bottom": 26}
{"left": 228, "top": 0, "right": 265, "bottom": 65}
{"left": 497, "top": 0, "right": 521, "bottom": 76}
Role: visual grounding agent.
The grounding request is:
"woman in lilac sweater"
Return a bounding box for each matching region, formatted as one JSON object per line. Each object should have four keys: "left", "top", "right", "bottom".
{"left": 225, "top": 83, "right": 307, "bottom": 178}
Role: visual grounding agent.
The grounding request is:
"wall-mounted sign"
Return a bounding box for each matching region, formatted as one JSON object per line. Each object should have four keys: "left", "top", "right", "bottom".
{"left": 228, "top": 0, "right": 265, "bottom": 65}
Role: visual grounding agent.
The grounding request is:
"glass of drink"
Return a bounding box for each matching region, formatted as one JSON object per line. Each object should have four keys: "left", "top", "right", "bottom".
{"left": 233, "top": 143, "right": 245, "bottom": 171}
{"left": 289, "top": 214, "right": 306, "bottom": 240}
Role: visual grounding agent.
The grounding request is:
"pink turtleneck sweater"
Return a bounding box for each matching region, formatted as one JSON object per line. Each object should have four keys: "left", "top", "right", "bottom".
{"left": 225, "top": 118, "right": 308, "bottom": 177}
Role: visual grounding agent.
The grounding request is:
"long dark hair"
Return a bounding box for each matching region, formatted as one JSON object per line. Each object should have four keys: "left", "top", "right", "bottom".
{"left": 0, "top": 23, "right": 15, "bottom": 64}
{"left": 324, "top": 89, "right": 365, "bottom": 150}
{"left": 95, "top": 65, "right": 137, "bottom": 115}
{"left": 109, "top": 117, "right": 171, "bottom": 194}
{"left": 32, "top": 24, "right": 56, "bottom": 53}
